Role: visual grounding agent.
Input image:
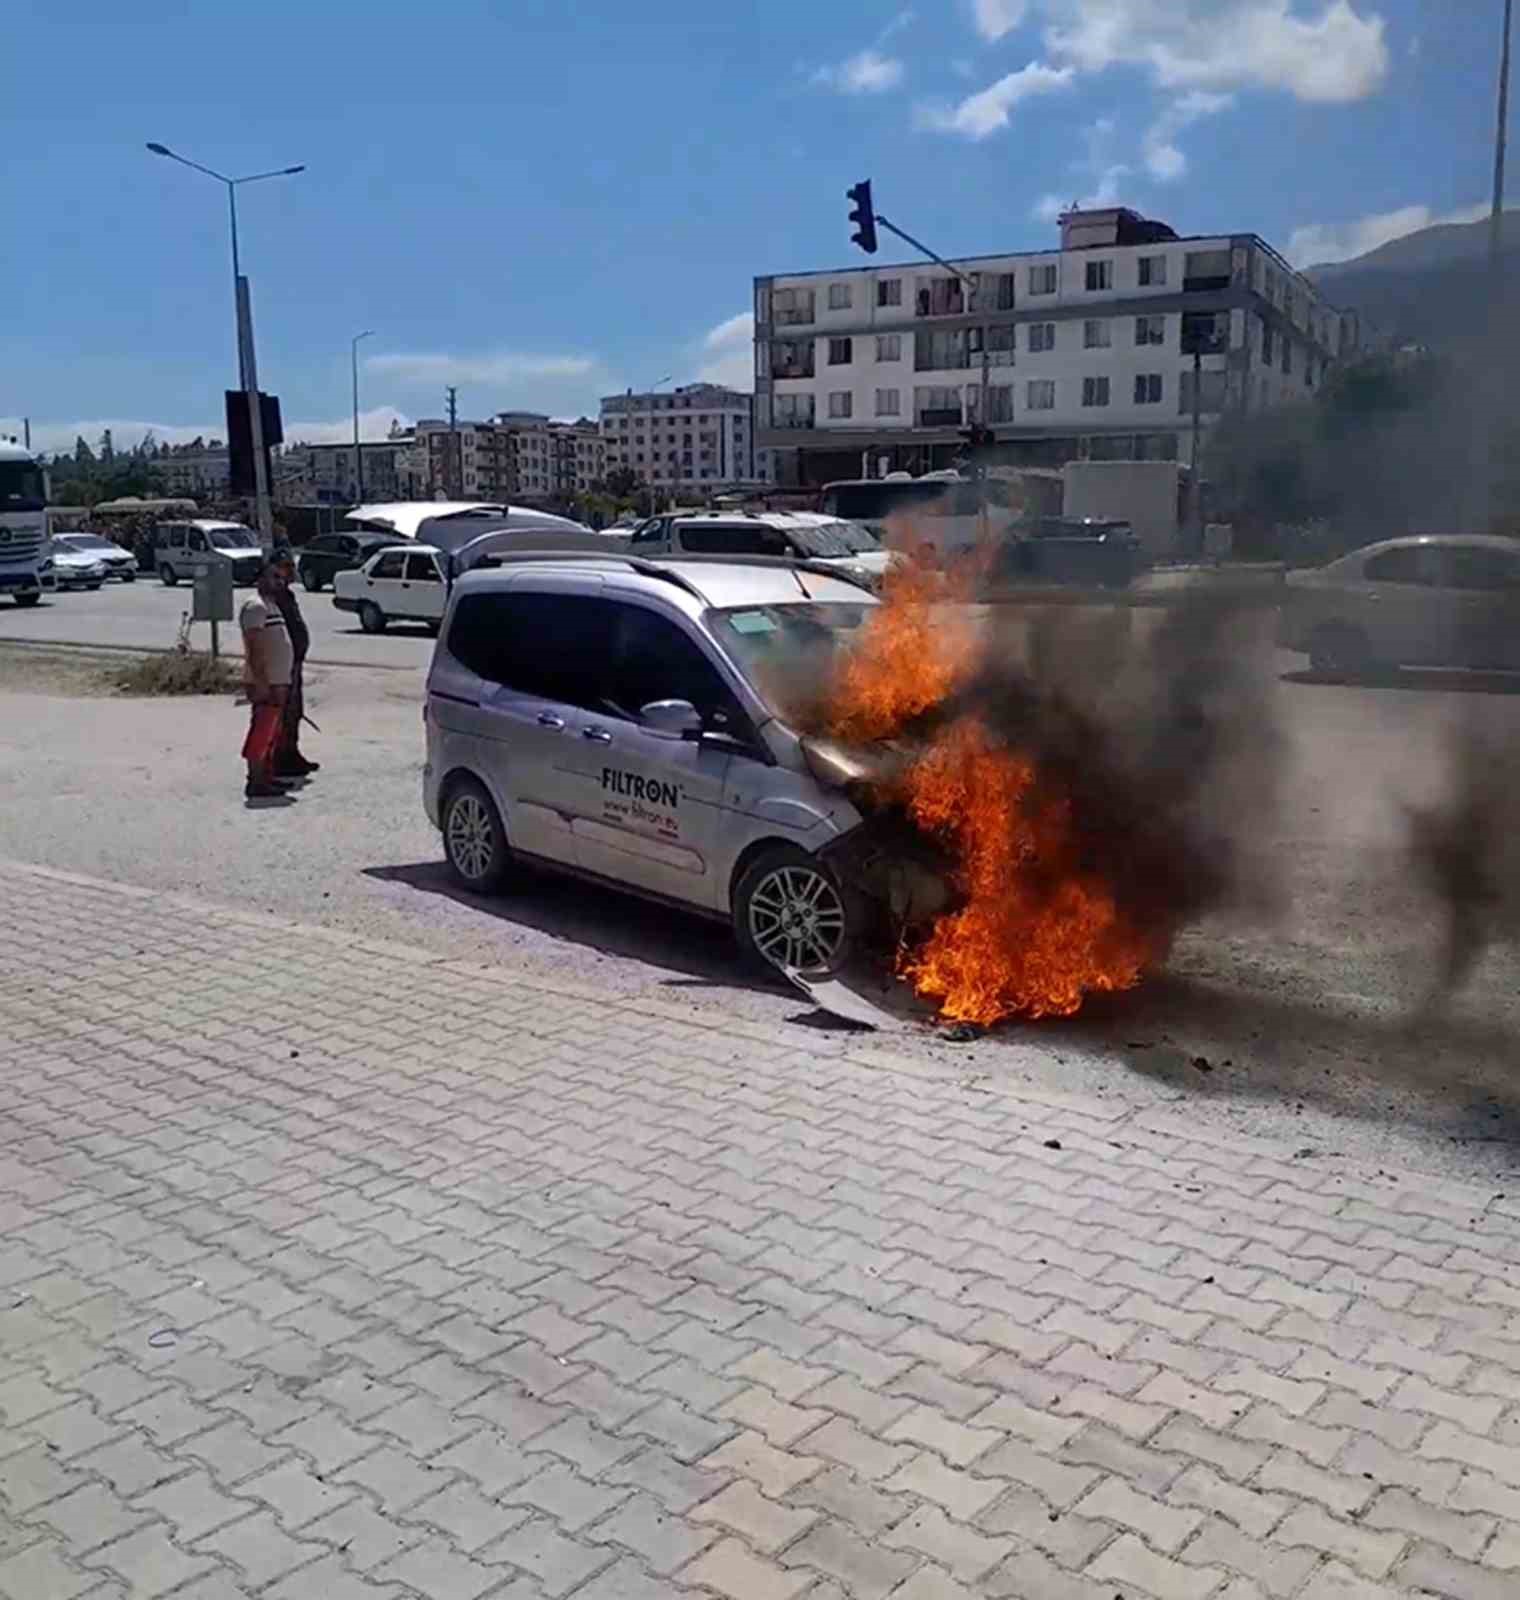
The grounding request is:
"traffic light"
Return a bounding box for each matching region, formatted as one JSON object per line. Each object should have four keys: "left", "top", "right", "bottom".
{"left": 847, "top": 180, "right": 877, "bottom": 255}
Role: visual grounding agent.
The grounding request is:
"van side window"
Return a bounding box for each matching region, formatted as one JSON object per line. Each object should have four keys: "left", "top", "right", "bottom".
{"left": 679, "top": 523, "right": 790, "bottom": 557}
{"left": 188, "top": 529, "right": 207, "bottom": 552}
{"left": 602, "top": 603, "right": 743, "bottom": 727}
{"left": 445, "top": 591, "right": 613, "bottom": 711}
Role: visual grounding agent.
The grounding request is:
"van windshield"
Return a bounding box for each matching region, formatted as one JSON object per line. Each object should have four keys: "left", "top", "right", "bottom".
{"left": 708, "top": 600, "right": 874, "bottom": 718}
{"left": 210, "top": 527, "right": 259, "bottom": 548}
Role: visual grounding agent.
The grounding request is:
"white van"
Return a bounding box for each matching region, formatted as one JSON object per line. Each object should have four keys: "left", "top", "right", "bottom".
{"left": 155, "top": 520, "right": 263, "bottom": 586}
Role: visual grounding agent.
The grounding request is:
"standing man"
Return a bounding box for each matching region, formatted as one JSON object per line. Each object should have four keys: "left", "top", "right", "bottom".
{"left": 239, "top": 559, "right": 296, "bottom": 803}
{"left": 269, "top": 547, "right": 319, "bottom": 779}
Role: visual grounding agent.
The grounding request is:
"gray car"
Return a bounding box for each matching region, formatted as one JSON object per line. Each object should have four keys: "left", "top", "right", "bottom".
{"left": 1279, "top": 534, "right": 1520, "bottom": 675}
{"left": 423, "top": 552, "right": 924, "bottom": 977}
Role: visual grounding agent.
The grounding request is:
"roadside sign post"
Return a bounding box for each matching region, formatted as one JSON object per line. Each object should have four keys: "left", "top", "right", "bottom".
{"left": 191, "top": 559, "right": 234, "bottom": 659}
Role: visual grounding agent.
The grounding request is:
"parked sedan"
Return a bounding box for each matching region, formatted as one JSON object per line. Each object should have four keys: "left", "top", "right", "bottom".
{"left": 41, "top": 537, "right": 108, "bottom": 590}
{"left": 296, "top": 532, "right": 393, "bottom": 592}
{"left": 50, "top": 533, "right": 137, "bottom": 582}
{"left": 1279, "top": 534, "right": 1520, "bottom": 675}
{"left": 333, "top": 545, "right": 448, "bottom": 633}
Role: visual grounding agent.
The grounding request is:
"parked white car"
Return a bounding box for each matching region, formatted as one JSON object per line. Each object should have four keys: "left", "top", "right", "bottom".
{"left": 629, "top": 510, "right": 897, "bottom": 590}
{"left": 333, "top": 545, "right": 448, "bottom": 633}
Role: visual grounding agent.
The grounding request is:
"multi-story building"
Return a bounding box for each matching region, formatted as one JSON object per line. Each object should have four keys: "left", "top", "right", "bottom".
{"left": 489, "top": 413, "right": 554, "bottom": 501}
{"left": 549, "top": 418, "right": 606, "bottom": 495}
{"left": 754, "top": 206, "right": 1361, "bottom": 487}
{"left": 404, "top": 419, "right": 497, "bottom": 499}
{"left": 277, "top": 441, "right": 405, "bottom": 504}
{"left": 155, "top": 448, "right": 231, "bottom": 497}
{"left": 600, "top": 383, "right": 761, "bottom": 494}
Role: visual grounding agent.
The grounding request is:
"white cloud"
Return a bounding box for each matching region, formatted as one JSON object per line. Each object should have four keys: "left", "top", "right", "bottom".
{"left": 284, "top": 407, "right": 414, "bottom": 446}
{"left": 695, "top": 312, "right": 755, "bottom": 390}
{"left": 916, "top": 60, "right": 1075, "bottom": 137}
{"left": 1287, "top": 200, "right": 1490, "bottom": 266}
{"left": 812, "top": 48, "right": 906, "bottom": 93}
{"left": 1141, "top": 88, "right": 1233, "bottom": 179}
{"left": 972, "top": 0, "right": 1030, "bottom": 40}
{"left": 1043, "top": 0, "right": 1389, "bottom": 103}
{"left": 1033, "top": 163, "right": 1128, "bottom": 221}
{"left": 365, "top": 350, "right": 597, "bottom": 386}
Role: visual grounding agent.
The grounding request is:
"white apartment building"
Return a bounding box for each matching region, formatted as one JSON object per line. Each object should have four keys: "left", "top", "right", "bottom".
{"left": 155, "top": 449, "right": 231, "bottom": 497}
{"left": 278, "top": 442, "right": 404, "bottom": 504}
{"left": 754, "top": 206, "right": 1361, "bottom": 487}
{"left": 600, "top": 383, "right": 763, "bottom": 493}
{"left": 403, "top": 419, "right": 498, "bottom": 499}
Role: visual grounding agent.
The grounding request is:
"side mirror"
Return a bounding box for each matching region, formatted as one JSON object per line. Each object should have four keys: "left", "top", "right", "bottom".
{"left": 640, "top": 699, "right": 703, "bottom": 738}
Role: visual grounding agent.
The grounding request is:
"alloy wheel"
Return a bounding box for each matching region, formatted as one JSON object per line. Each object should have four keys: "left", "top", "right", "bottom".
{"left": 747, "top": 864, "right": 847, "bottom": 974}
{"left": 446, "top": 792, "right": 496, "bottom": 881}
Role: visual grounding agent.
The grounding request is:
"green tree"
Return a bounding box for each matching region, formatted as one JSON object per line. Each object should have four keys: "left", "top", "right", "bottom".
{"left": 74, "top": 435, "right": 95, "bottom": 468}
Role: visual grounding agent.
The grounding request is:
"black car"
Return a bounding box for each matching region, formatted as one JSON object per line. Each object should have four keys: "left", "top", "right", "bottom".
{"left": 296, "top": 533, "right": 392, "bottom": 592}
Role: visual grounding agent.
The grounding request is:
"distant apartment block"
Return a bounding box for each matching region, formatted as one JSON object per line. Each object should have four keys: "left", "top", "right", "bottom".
{"left": 279, "top": 441, "right": 404, "bottom": 503}
{"left": 600, "top": 383, "right": 764, "bottom": 493}
{"left": 754, "top": 206, "right": 1362, "bottom": 487}
{"left": 155, "top": 448, "right": 231, "bottom": 497}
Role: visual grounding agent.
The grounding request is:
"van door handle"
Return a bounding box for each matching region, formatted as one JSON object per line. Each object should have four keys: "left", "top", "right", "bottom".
{"left": 582, "top": 726, "right": 613, "bottom": 744}
{"left": 536, "top": 712, "right": 565, "bottom": 729}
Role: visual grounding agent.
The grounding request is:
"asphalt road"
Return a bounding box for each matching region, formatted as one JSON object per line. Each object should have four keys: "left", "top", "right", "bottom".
{"left": 7, "top": 626, "right": 1520, "bottom": 1189}
{"left": 0, "top": 575, "right": 434, "bottom": 668}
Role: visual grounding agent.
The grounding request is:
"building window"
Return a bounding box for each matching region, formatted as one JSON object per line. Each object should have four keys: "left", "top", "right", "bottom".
{"left": 875, "top": 388, "right": 900, "bottom": 417}
{"left": 1136, "top": 314, "right": 1166, "bottom": 347}
{"left": 1026, "top": 379, "right": 1055, "bottom": 411}
{"left": 1139, "top": 255, "right": 1168, "bottom": 287}
{"left": 1028, "top": 322, "right": 1055, "bottom": 353}
{"left": 877, "top": 278, "right": 902, "bottom": 307}
{"left": 773, "top": 394, "right": 815, "bottom": 428}
{"left": 1134, "top": 374, "right": 1163, "bottom": 405}
{"left": 828, "top": 337, "right": 853, "bottom": 365}
{"left": 773, "top": 287, "right": 816, "bottom": 326}
{"left": 1083, "top": 319, "right": 1112, "bottom": 349}
{"left": 976, "top": 272, "right": 1016, "bottom": 311}
{"left": 1261, "top": 320, "right": 1275, "bottom": 364}
{"left": 914, "top": 385, "right": 962, "bottom": 424}
{"left": 876, "top": 333, "right": 901, "bottom": 362}
{"left": 827, "top": 392, "right": 853, "bottom": 420}
{"left": 915, "top": 328, "right": 969, "bottom": 370}
{"left": 1085, "top": 260, "right": 1113, "bottom": 292}
{"left": 983, "top": 324, "right": 1016, "bottom": 366}
{"left": 828, "top": 282, "right": 852, "bottom": 310}
{"left": 1282, "top": 338, "right": 1292, "bottom": 376}
{"left": 1028, "top": 263, "right": 1058, "bottom": 295}
{"left": 770, "top": 339, "right": 814, "bottom": 379}
{"left": 985, "top": 386, "right": 1014, "bottom": 423}
{"left": 1082, "top": 376, "right": 1111, "bottom": 408}
{"left": 915, "top": 277, "right": 965, "bottom": 317}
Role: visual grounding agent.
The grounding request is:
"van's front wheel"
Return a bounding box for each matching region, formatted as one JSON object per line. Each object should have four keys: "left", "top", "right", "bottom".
{"left": 733, "top": 845, "right": 855, "bottom": 979}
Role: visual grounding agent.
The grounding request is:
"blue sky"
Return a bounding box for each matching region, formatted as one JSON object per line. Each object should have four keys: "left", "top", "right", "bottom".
{"left": 2, "top": 0, "right": 1510, "bottom": 454}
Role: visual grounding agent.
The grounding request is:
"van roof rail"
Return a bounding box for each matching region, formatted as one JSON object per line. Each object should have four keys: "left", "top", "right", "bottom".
{"left": 461, "top": 548, "right": 879, "bottom": 599}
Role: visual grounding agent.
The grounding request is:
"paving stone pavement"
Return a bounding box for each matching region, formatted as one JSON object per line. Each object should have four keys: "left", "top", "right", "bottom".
{"left": 3, "top": 858, "right": 1520, "bottom": 1600}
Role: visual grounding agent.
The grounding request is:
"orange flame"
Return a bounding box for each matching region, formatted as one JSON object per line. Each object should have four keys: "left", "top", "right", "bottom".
{"left": 898, "top": 719, "right": 1150, "bottom": 1023}
{"left": 824, "top": 549, "right": 1153, "bottom": 1024}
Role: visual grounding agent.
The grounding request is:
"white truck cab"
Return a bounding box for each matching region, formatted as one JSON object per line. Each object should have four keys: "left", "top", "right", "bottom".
{"left": 0, "top": 442, "right": 53, "bottom": 607}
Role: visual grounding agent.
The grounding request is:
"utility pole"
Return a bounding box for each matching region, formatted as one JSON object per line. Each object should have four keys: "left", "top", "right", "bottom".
{"left": 446, "top": 386, "right": 459, "bottom": 499}
{"left": 1477, "top": 0, "right": 1514, "bottom": 533}
{"left": 352, "top": 330, "right": 374, "bottom": 503}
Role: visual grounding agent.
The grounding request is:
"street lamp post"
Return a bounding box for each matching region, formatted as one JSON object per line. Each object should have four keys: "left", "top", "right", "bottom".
{"left": 352, "top": 331, "right": 375, "bottom": 503}
{"left": 146, "top": 143, "right": 304, "bottom": 546}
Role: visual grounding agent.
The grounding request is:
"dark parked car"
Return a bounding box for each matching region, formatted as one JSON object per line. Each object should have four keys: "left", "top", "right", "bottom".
{"left": 297, "top": 533, "right": 393, "bottom": 592}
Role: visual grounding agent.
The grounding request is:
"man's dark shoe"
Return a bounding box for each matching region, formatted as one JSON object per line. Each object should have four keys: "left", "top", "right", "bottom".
{"left": 275, "top": 757, "right": 320, "bottom": 777}
{"left": 245, "top": 781, "right": 295, "bottom": 803}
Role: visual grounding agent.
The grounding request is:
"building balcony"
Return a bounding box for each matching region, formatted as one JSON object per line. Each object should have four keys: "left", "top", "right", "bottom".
{"left": 770, "top": 415, "right": 815, "bottom": 430}
{"left": 917, "top": 407, "right": 964, "bottom": 427}
{"left": 774, "top": 308, "right": 815, "bottom": 327}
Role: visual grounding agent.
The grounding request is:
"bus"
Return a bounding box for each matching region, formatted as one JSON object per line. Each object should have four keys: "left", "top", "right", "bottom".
{"left": 0, "top": 442, "right": 51, "bottom": 607}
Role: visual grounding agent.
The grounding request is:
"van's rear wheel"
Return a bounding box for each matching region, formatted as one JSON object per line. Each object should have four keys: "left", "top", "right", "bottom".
{"left": 442, "top": 778, "right": 513, "bottom": 894}
{"left": 733, "top": 845, "right": 855, "bottom": 979}
{"left": 159, "top": 564, "right": 178, "bottom": 586}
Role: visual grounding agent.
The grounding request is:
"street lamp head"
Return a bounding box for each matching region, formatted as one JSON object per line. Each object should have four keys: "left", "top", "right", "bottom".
{"left": 282, "top": 165, "right": 306, "bottom": 175}
{"left": 146, "top": 142, "right": 172, "bottom": 156}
